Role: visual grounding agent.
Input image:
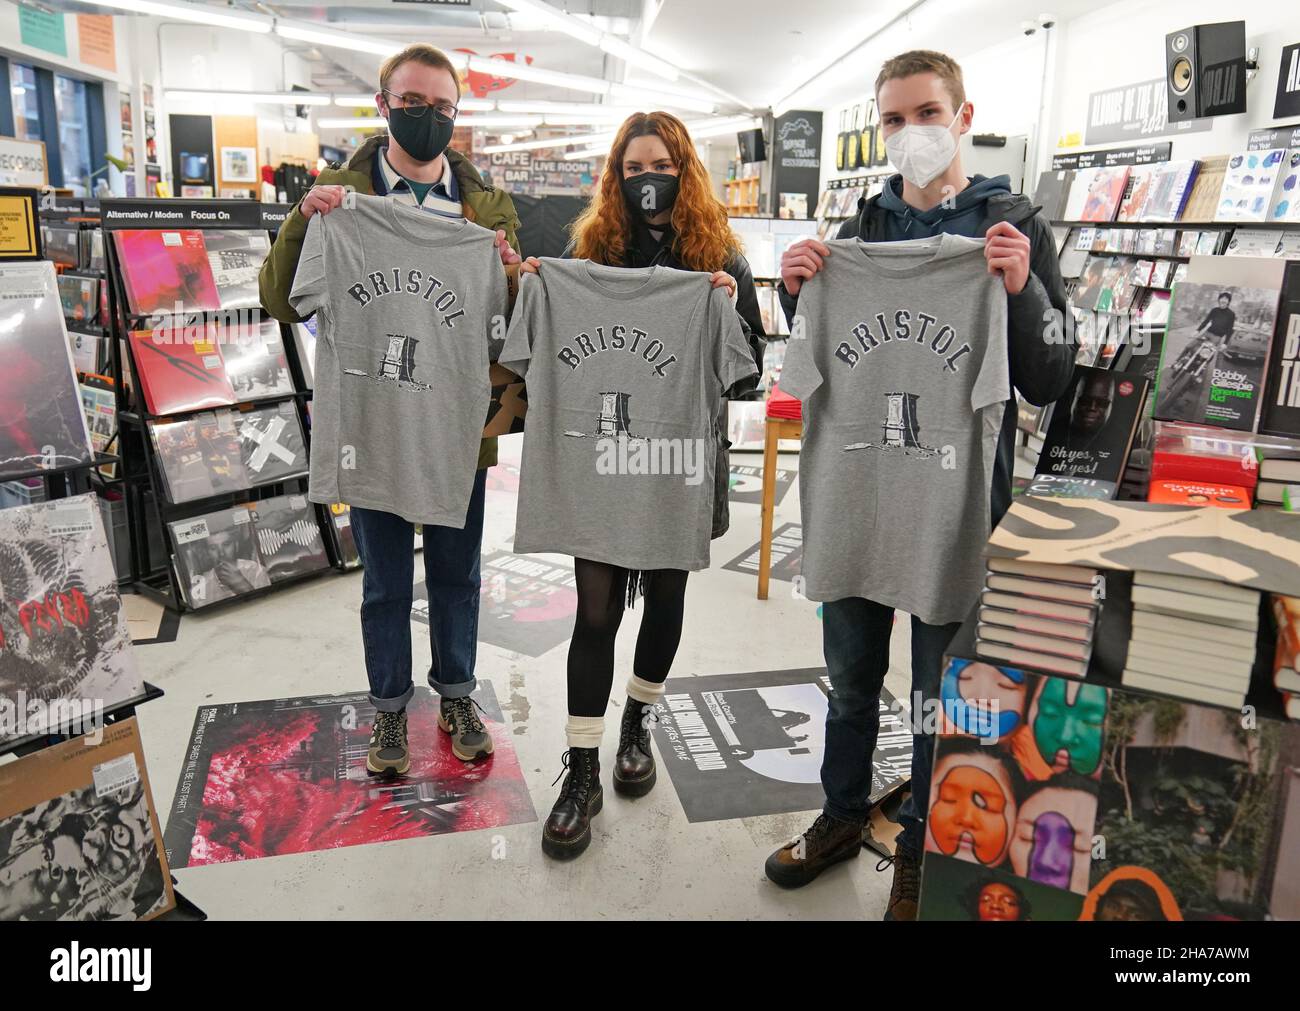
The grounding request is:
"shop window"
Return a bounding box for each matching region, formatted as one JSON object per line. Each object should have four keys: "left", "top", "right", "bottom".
{"left": 10, "top": 63, "right": 41, "bottom": 141}
{"left": 55, "top": 75, "right": 93, "bottom": 195}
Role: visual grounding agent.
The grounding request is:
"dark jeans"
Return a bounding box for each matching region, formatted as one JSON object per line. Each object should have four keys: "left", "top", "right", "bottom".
{"left": 820, "top": 597, "right": 960, "bottom": 859}
{"left": 350, "top": 469, "right": 487, "bottom": 712}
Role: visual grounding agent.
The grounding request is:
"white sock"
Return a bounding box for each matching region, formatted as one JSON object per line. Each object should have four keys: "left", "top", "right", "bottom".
{"left": 626, "top": 674, "right": 666, "bottom": 706}
{"left": 566, "top": 715, "right": 605, "bottom": 750}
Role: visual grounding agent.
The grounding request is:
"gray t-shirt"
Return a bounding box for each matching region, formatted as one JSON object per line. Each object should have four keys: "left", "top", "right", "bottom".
{"left": 289, "top": 193, "right": 507, "bottom": 527}
{"left": 500, "top": 259, "right": 757, "bottom": 571}
{"left": 780, "top": 234, "right": 1009, "bottom": 624}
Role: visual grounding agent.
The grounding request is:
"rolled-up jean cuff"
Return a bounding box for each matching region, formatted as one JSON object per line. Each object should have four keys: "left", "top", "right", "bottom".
{"left": 429, "top": 675, "right": 477, "bottom": 700}
{"left": 370, "top": 683, "right": 415, "bottom": 713}
{"left": 822, "top": 800, "right": 868, "bottom": 827}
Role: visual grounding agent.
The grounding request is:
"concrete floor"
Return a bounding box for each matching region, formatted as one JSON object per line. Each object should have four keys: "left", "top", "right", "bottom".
{"left": 133, "top": 439, "right": 914, "bottom": 920}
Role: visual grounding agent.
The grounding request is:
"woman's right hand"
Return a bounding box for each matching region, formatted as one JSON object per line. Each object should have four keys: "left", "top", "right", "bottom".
{"left": 520, "top": 257, "right": 542, "bottom": 275}
{"left": 300, "top": 185, "right": 347, "bottom": 220}
{"left": 780, "top": 238, "right": 832, "bottom": 296}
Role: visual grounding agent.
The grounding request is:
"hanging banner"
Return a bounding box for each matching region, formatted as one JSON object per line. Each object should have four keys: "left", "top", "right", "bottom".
{"left": 1085, "top": 77, "right": 1211, "bottom": 145}
{"left": 18, "top": 3, "right": 67, "bottom": 57}
{"left": 771, "top": 111, "right": 823, "bottom": 219}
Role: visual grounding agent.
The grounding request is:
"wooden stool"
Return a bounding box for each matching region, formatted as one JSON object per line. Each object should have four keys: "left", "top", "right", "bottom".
{"left": 758, "top": 417, "right": 802, "bottom": 600}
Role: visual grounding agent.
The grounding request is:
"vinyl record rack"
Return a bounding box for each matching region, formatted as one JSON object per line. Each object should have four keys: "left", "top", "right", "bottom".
{"left": 99, "top": 198, "right": 348, "bottom": 613}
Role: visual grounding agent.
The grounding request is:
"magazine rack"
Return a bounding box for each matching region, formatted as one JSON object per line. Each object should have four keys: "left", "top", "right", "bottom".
{"left": 99, "top": 198, "right": 341, "bottom": 613}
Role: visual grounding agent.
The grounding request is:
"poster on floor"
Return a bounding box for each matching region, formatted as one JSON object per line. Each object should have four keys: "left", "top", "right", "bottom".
{"left": 162, "top": 685, "right": 535, "bottom": 869}
{"left": 728, "top": 464, "right": 795, "bottom": 506}
{"left": 722, "top": 522, "right": 803, "bottom": 582}
{"left": 652, "top": 667, "right": 911, "bottom": 823}
{"left": 412, "top": 550, "right": 577, "bottom": 658}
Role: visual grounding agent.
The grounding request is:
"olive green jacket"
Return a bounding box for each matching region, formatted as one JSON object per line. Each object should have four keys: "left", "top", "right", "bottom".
{"left": 258, "top": 135, "right": 522, "bottom": 469}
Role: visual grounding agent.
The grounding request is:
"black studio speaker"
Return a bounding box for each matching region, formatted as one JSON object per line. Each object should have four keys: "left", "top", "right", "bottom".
{"left": 1166, "top": 21, "right": 1247, "bottom": 121}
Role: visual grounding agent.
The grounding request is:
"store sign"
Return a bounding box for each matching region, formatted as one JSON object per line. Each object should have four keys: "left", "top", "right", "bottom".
{"left": 259, "top": 203, "right": 293, "bottom": 230}
{"left": 1276, "top": 43, "right": 1300, "bottom": 119}
{"left": 0, "top": 190, "right": 40, "bottom": 260}
{"left": 486, "top": 150, "right": 594, "bottom": 195}
{"left": 0, "top": 137, "right": 48, "bottom": 187}
{"left": 771, "top": 110, "right": 823, "bottom": 219}
{"left": 99, "top": 198, "right": 264, "bottom": 230}
{"left": 1247, "top": 123, "right": 1300, "bottom": 151}
{"left": 76, "top": 13, "right": 116, "bottom": 72}
{"left": 18, "top": 3, "right": 67, "bottom": 57}
{"left": 1052, "top": 143, "right": 1172, "bottom": 169}
{"left": 1085, "top": 77, "right": 1211, "bottom": 144}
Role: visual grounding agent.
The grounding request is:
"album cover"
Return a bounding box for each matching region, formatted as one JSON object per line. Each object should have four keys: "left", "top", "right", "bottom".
{"left": 222, "top": 320, "right": 294, "bottom": 400}
{"left": 56, "top": 274, "right": 98, "bottom": 325}
{"left": 1116, "top": 165, "right": 1157, "bottom": 222}
{"left": 1095, "top": 258, "right": 1131, "bottom": 313}
{"left": 85, "top": 228, "right": 105, "bottom": 272}
{"left": 79, "top": 382, "right": 117, "bottom": 472}
{"left": 0, "top": 262, "right": 96, "bottom": 478}
{"left": 1153, "top": 279, "right": 1281, "bottom": 431}
{"left": 1078, "top": 166, "right": 1130, "bottom": 223}
{"left": 128, "top": 323, "right": 236, "bottom": 416}
{"left": 202, "top": 229, "right": 272, "bottom": 310}
{"left": 1073, "top": 256, "right": 1109, "bottom": 312}
{"left": 149, "top": 410, "right": 246, "bottom": 504}
{"left": 252, "top": 494, "right": 329, "bottom": 583}
{"left": 1215, "top": 149, "right": 1288, "bottom": 223}
{"left": 237, "top": 402, "right": 307, "bottom": 486}
{"left": 291, "top": 320, "right": 317, "bottom": 390}
{"left": 1032, "top": 169, "right": 1074, "bottom": 220}
{"left": 1268, "top": 150, "right": 1300, "bottom": 223}
{"left": 1260, "top": 262, "right": 1300, "bottom": 437}
{"left": 113, "top": 229, "right": 221, "bottom": 315}
{"left": 1182, "top": 156, "right": 1229, "bottom": 223}
{"left": 1034, "top": 367, "right": 1147, "bottom": 495}
{"left": 66, "top": 328, "right": 99, "bottom": 375}
{"left": 42, "top": 224, "right": 81, "bottom": 268}
{"left": 328, "top": 503, "right": 359, "bottom": 567}
{"left": 170, "top": 505, "right": 271, "bottom": 609}
{"left": 1143, "top": 160, "right": 1201, "bottom": 222}
{"left": 0, "top": 718, "right": 174, "bottom": 920}
{"left": 0, "top": 495, "right": 145, "bottom": 742}
{"left": 1088, "top": 694, "right": 1300, "bottom": 920}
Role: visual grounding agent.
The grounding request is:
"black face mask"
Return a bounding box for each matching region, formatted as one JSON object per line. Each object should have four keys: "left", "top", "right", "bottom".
{"left": 622, "top": 172, "right": 679, "bottom": 219}
{"left": 385, "top": 103, "right": 455, "bottom": 163}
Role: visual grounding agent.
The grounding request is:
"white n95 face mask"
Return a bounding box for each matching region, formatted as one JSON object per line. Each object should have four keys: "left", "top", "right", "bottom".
{"left": 884, "top": 106, "right": 964, "bottom": 188}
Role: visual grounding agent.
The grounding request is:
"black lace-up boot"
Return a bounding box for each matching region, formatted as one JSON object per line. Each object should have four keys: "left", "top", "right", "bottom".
{"left": 613, "top": 698, "right": 657, "bottom": 797}
{"left": 542, "top": 747, "right": 602, "bottom": 860}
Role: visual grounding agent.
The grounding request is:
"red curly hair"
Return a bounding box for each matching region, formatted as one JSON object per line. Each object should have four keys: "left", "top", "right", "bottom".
{"left": 570, "top": 111, "right": 739, "bottom": 272}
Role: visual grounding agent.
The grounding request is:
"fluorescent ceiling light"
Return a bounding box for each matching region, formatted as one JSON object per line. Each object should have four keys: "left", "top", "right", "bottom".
{"left": 460, "top": 115, "right": 545, "bottom": 127}
{"left": 495, "top": 101, "right": 638, "bottom": 116}
{"left": 541, "top": 113, "right": 636, "bottom": 126}
{"left": 332, "top": 94, "right": 376, "bottom": 108}
{"left": 317, "top": 117, "right": 385, "bottom": 129}
{"left": 81, "top": 0, "right": 271, "bottom": 32}
{"left": 561, "top": 116, "right": 760, "bottom": 159}
{"left": 482, "top": 130, "right": 619, "bottom": 154}
{"left": 275, "top": 21, "right": 419, "bottom": 59}
{"left": 466, "top": 55, "right": 610, "bottom": 96}
{"left": 598, "top": 36, "right": 680, "bottom": 82}
{"left": 493, "top": 0, "right": 602, "bottom": 45}
{"left": 166, "top": 90, "right": 330, "bottom": 106}
{"left": 609, "top": 83, "right": 714, "bottom": 113}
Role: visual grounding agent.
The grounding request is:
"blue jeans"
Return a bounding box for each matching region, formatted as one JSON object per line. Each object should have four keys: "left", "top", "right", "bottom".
{"left": 820, "top": 597, "right": 961, "bottom": 859}
{"left": 350, "top": 469, "right": 487, "bottom": 712}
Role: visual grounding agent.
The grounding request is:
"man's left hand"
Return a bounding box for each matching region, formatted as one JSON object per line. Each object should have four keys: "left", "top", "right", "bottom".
{"left": 496, "top": 229, "right": 521, "bottom": 266}
{"left": 985, "top": 220, "right": 1030, "bottom": 295}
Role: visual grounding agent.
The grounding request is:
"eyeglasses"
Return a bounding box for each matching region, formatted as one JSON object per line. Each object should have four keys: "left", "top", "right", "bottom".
{"left": 382, "top": 89, "right": 458, "bottom": 122}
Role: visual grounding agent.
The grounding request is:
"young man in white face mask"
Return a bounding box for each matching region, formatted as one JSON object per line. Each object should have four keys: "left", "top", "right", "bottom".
{"left": 766, "top": 49, "right": 1073, "bottom": 919}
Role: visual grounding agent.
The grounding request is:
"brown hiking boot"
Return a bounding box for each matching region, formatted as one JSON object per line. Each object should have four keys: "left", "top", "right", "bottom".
{"left": 880, "top": 849, "right": 922, "bottom": 920}
{"left": 764, "top": 812, "right": 864, "bottom": 888}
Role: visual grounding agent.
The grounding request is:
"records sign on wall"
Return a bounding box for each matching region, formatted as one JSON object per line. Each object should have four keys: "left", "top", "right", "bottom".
{"left": 0, "top": 494, "right": 145, "bottom": 741}
{"left": 0, "top": 261, "right": 95, "bottom": 478}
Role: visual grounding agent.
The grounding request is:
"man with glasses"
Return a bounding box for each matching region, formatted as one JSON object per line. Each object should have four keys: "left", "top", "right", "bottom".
{"left": 260, "top": 44, "right": 522, "bottom": 774}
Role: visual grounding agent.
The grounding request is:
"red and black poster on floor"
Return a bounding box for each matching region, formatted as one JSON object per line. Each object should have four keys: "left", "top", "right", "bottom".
{"left": 651, "top": 667, "right": 911, "bottom": 823}
{"left": 163, "top": 686, "right": 535, "bottom": 868}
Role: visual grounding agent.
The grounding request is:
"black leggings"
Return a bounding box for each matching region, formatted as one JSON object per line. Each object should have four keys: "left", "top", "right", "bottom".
{"left": 567, "top": 559, "right": 689, "bottom": 717}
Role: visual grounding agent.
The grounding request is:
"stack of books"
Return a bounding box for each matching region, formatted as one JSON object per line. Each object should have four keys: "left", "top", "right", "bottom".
{"left": 975, "top": 558, "right": 1099, "bottom": 678}
{"left": 1122, "top": 573, "right": 1261, "bottom": 708}
{"left": 1273, "top": 595, "right": 1300, "bottom": 721}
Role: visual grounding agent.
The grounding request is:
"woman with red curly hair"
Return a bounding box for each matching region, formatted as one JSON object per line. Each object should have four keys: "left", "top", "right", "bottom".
{"left": 521, "top": 111, "right": 764, "bottom": 860}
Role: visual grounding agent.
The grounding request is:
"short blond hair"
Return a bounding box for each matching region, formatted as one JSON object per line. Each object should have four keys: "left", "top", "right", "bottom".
{"left": 875, "top": 50, "right": 966, "bottom": 112}
{"left": 379, "top": 44, "right": 462, "bottom": 98}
